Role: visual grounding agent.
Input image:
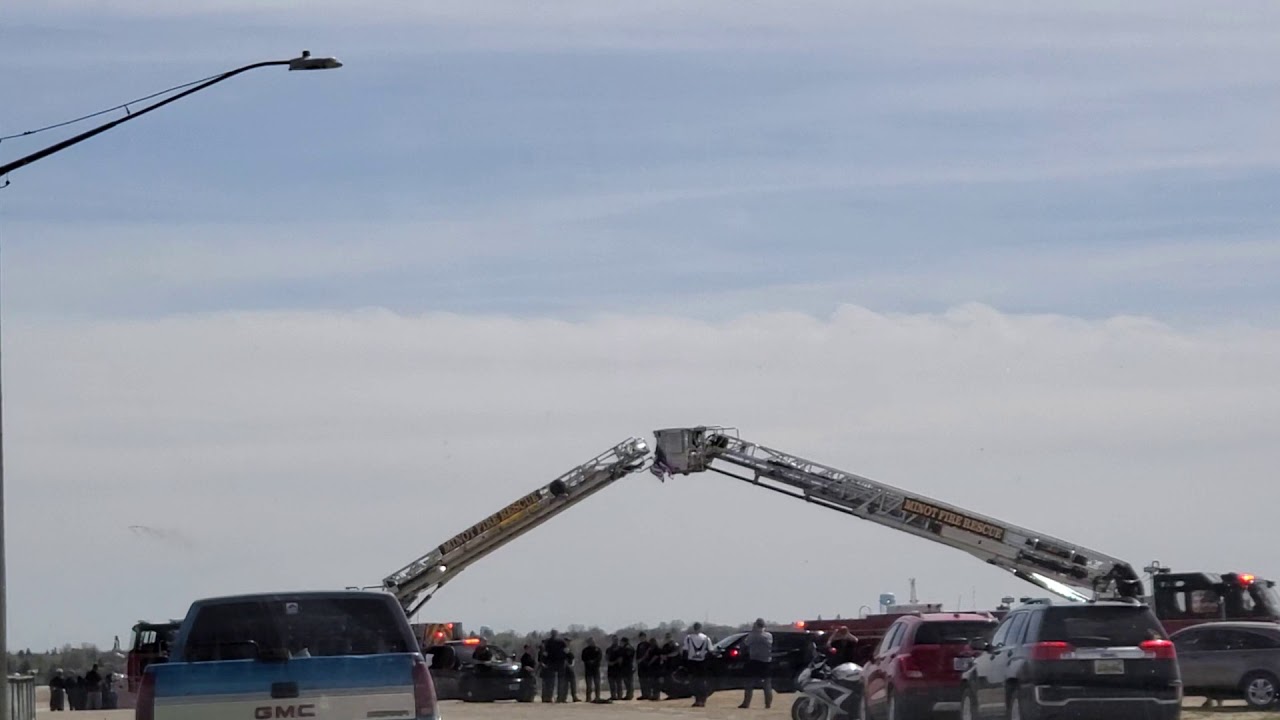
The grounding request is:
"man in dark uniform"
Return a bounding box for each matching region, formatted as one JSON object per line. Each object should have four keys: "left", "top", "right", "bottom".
{"left": 658, "top": 632, "right": 680, "bottom": 700}
{"left": 606, "top": 635, "right": 623, "bottom": 700}
{"left": 635, "top": 633, "right": 654, "bottom": 701}
{"left": 620, "top": 636, "right": 637, "bottom": 700}
{"left": 540, "top": 630, "right": 570, "bottom": 703}
{"left": 581, "top": 637, "right": 604, "bottom": 702}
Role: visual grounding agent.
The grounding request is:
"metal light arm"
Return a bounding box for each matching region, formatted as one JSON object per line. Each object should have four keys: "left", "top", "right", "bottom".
{"left": 0, "top": 52, "right": 341, "bottom": 178}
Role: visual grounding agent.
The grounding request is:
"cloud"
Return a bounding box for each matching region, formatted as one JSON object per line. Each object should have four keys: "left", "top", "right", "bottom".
{"left": 7, "top": 304, "right": 1279, "bottom": 647}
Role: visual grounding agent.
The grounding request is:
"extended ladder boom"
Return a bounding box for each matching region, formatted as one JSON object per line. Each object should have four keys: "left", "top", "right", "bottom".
{"left": 652, "top": 426, "right": 1142, "bottom": 602}
{"left": 384, "top": 437, "right": 651, "bottom": 616}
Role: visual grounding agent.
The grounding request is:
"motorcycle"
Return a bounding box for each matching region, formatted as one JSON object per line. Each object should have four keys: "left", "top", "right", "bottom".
{"left": 791, "top": 656, "right": 863, "bottom": 720}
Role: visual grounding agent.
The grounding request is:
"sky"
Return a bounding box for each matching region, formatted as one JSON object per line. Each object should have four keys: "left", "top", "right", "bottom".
{"left": 1, "top": 1, "right": 1279, "bottom": 650}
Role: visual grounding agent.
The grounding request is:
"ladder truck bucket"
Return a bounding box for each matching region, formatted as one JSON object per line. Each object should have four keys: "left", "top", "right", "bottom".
{"left": 654, "top": 427, "right": 715, "bottom": 474}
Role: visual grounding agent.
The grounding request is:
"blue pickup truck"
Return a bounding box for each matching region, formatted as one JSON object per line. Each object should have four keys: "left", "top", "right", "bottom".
{"left": 137, "top": 591, "right": 438, "bottom": 720}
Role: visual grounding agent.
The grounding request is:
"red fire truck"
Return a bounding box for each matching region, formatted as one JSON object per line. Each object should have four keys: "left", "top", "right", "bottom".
{"left": 652, "top": 426, "right": 1280, "bottom": 657}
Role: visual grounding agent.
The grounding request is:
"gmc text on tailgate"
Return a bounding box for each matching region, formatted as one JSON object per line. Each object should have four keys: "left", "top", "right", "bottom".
{"left": 137, "top": 591, "right": 438, "bottom": 720}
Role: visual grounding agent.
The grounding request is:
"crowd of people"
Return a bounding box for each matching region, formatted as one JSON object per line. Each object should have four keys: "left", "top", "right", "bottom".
{"left": 506, "top": 619, "right": 861, "bottom": 710}
{"left": 47, "top": 664, "right": 118, "bottom": 712}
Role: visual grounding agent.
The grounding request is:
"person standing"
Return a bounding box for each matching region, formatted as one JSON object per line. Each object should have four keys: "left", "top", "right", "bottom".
{"left": 581, "top": 637, "right": 603, "bottom": 702}
{"left": 738, "top": 618, "right": 774, "bottom": 709}
{"left": 85, "top": 664, "right": 103, "bottom": 711}
{"left": 540, "top": 630, "right": 570, "bottom": 703}
{"left": 565, "top": 645, "right": 580, "bottom": 702}
{"left": 634, "top": 632, "right": 654, "bottom": 701}
{"left": 48, "top": 669, "right": 66, "bottom": 711}
{"left": 620, "top": 637, "right": 637, "bottom": 700}
{"left": 682, "top": 622, "right": 714, "bottom": 708}
{"left": 659, "top": 632, "right": 680, "bottom": 700}
{"left": 641, "top": 634, "right": 663, "bottom": 700}
{"left": 826, "top": 626, "right": 859, "bottom": 665}
{"left": 605, "top": 635, "right": 623, "bottom": 701}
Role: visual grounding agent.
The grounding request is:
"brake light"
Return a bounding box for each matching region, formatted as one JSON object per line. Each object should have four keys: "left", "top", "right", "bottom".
{"left": 1029, "top": 642, "right": 1073, "bottom": 661}
{"left": 413, "top": 658, "right": 437, "bottom": 719}
{"left": 794, "top": 620, "right": 806, "bottom": 629}
{"left": 1141, "top": 639, "right": 1176, "bottom": 660}
{"left": 897, "top": 653, "right": 924, "bottom": 679}
{"left": 728, "top": 648, "right": 740, "bottom": 658}
{"left": 1241, "top": 574, "right": 1256, "bottom": 586}
{"left": 463, "top": 638, "right": 480, "bottom": 645}
{"left": 136, "top": 671, "right": 156, "bottom": 720}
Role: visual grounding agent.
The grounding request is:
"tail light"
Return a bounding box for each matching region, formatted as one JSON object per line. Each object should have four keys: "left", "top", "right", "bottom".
{"left": 1140, "top": 639, "right": 1176, "bottom": 660}
{"left": 1028, "top": 642, "right": 1073, "bottom": 661}
{"left": 136, "top": 671, "right": 156, "bottom": 720}
{"left": 896, "top": 653, "right": 924, "bottom": 679}
{"left": 413, "top": 658, "right": 437, "bottom": 719}
{"left": 728, "top": 648, "right": 740, "bottom": 658}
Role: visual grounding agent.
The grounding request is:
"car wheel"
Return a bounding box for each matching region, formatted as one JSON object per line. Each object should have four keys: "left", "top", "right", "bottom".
{"left": 1242, "top": 671, "right": 1279, "bottom": 709}
{"left": 960, "top": 690, "right": 979, "bottom": 720}
{"left": 1007, "top": 687, "right": 1022, "bottom": 720}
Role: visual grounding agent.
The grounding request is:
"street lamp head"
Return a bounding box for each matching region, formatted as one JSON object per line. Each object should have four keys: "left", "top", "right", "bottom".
{"left": 288, "top": 50, "right": 342, "bottom": 71}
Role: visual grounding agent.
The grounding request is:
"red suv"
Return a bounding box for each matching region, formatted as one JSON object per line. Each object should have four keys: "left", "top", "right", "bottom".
{"left": 861, "top": 612, "right": 1000, "bottom": 720}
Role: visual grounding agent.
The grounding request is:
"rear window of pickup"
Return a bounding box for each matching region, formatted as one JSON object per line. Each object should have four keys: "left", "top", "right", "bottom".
{"left": 183, "top": 595, "right": 411, "bottom": 662}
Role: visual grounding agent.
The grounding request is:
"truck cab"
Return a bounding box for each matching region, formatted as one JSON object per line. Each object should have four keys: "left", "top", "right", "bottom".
{"left": 126, "top": 621, "right": 181, "bottom": 692}
{"left": 1152, "top": 571, "right": 1280, "bottom": 633}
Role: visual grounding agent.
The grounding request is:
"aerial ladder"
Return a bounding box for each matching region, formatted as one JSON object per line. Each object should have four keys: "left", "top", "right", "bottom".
{"left": 383, "top": 436, "right": 652, "bottom": 617}
{"left": 650, "top": 426, "right": 1144, "bottom": 603}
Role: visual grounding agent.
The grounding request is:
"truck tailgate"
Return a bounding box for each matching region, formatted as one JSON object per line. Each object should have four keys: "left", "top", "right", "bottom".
{"left": 153, "top": 654, "right": 419, "bottom": 720}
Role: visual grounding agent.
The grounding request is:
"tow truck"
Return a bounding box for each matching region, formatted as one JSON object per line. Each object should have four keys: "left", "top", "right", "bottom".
{"left": 650, "top": 425, "right": 1280, "bottom": 652}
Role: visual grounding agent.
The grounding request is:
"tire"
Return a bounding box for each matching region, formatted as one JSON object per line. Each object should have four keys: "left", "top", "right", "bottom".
{"left": 1007, "top": 686, "right": 1023, "bottom": 720}
{"left": 791, "top": 694, "right": 825, "bottom": 720}
{"left": 886, "top": 690, "right": 901, "bottom": 720}
{"left": 1242, "top": 671, "right": 1279, "bottom": 709}
{"left": 960, "top": 690, "right": 979, "bottom": 720}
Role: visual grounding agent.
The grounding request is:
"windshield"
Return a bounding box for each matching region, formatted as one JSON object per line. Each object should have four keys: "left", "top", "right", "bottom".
{"left": 1040, "top": 608, "right": 1167, "bottom": 647}
{"left": 914, "top": 621, "right": 998, "bottom": 645}
{"left": 183, "top": 597, "right": 410, "bottom": 661}
{"left": 715, "top": 633, "right": 746, "bottom": 650}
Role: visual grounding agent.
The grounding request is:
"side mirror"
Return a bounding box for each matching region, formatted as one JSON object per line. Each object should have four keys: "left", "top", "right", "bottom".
{"left": 968, "top": 639, "right": 991, "bottom": 653}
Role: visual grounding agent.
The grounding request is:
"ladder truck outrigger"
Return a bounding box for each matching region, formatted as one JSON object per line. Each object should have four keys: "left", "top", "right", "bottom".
{"left": 382, "top": 436, "right": 651, "bottom": 646}
{"left": 651, "top": 425, "right": 1280, "bottom": 638}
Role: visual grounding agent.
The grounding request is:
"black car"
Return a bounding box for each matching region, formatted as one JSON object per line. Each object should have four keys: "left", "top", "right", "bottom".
{"left": 960, "top": 598, "right": 1182, "bottom": 720}
{"left": 665, "top": 630, "right": 821, "bottom": 698}
{"left": 427, "top": 640, "right": 535, "bottom": 702}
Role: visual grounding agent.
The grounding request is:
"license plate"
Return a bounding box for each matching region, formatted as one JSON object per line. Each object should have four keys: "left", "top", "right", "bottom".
{"left": 1094, "top": 659, "right": 1124, "bottom": 675}
{"left": 508, "top": 683, "right": 522, "bottom": 690}
{"left": 953, "top": 658, "right": 973, "bottom": 671}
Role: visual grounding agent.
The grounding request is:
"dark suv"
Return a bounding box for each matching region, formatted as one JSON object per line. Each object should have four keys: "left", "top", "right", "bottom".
{"left": 960, "top": 599, "right": 1181, "bottom": 720}
{"left": 666, "top": 630, "right": 821, "bottom": 697}
{"left": 862, "top": 612, "right": 999, "bottom": 719}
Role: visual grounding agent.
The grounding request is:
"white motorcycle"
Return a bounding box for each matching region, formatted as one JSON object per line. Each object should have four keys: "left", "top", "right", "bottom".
{"left": 791, "top": 656, "right": 863, "bottom": 720}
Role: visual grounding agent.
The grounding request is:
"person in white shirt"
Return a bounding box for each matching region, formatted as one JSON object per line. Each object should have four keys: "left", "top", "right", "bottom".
{"left": 682, "top": 622, "right": 714, "bottom": 707}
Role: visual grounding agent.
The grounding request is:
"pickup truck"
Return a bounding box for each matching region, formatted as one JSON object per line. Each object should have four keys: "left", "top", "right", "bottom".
{"left": 137, "top": 590, "right": 438, "bottom": 720}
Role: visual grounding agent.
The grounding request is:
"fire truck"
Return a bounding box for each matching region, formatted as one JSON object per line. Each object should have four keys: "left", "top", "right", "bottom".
{"left": 650, "top": 426, "right": 1280, "bottom": 654}
{"left": 124, "top": 620, "right": 182, "bottom": 692}
{"left": 380, "top": 436, "right": 650, "bottom": 618}
{"left": 125, "top": 437, "right": 650, "bottom": 692}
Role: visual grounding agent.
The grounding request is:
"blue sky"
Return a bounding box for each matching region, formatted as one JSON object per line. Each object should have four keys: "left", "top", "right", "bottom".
{"left": 3, "top": 1, "right": 1280, "bottom": 649}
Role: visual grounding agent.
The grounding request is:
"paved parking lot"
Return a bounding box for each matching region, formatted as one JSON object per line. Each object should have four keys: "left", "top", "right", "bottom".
{"left": 34, "top": 695, "right": 1276, "bottom": 720}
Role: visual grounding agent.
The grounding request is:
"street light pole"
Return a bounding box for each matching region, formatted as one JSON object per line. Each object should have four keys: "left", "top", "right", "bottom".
{"left": 0, "top": 51, "right": 341, "bottom": 720}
